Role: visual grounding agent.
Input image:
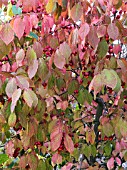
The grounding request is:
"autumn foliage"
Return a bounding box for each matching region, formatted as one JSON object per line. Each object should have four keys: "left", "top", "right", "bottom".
{"left": 0, "top": 0, "right": 127, "bottom": 169}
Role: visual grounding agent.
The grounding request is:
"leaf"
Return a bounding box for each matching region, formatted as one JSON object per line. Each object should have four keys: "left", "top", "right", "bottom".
{"left": 59, "top": 42, "right": 71, "bottom": 61}
{"left": 112, "top": 0, "right": 122, "bottom": 9}
{"left": 28, "top": 152, "right": 38, "bottom": 170}
{"left": 61, "top": 163, "right": 73, "bottom": 170}
{"left": 13, "top": 17, "right": 25, "bottom": 39}
{"left": 0, "top": 39, "right": 11, "bottom": 59}
{"left": 0, "top": 23, "right": 14, "bottom": 45}
{"left": 52, "top": 153, "right": 62, "bottom": 165}
{"left": 46, "top": 0, "right": 56, "bottom": 13}
{"left": 37, "top": 160, "right": 46, "bottom": 170}
{"left": 115, "top": 157, "right": 121, "bottom": 166}
{"left": 26, "top": 47, "right": 37, "bottom": 65}
{"left": 68, "top": 80, "right": 79, "bottom": 95}
{"left": 78, "top": 23, "right": 90, "bottom": 40}
{"left": 54, "top": 49, "right": 66, "bottom": 69}
{"left": 29, "top": 31, "right": 38, "bottom": 40}
{"left": 120, "top": 120, "right": 127, "bottom": 138}
{"left": 16, "top": 75, "right": 29, "bottom": 90}
{"left": 16, "top": 49, "right": 25, "bottom": 67}
{"left": 89, "top": 74, "right": 103, "bottom": 99}
{"left": 102, "top": 122, "right": 114, "bottom": 137}
{"left": 64, "top": 134, "right": 74, "bottom": 154}
{"left": 97, "top": 38, "right": 108, "bottom": 59}
{"left": 21, "top": 0, "right": 40, "bottom": 12}
{"left": 50, "top": 121, "right": 63, "bottom": 151}
{"left": 0, "top": 154, "right": 8, "bottom": 165}
{"left": 38, "top": 58, "right": 49, "bottom": 80}
{"left": 8, "top": 112, "right": 16, "bottom": 127}
{"left": 101, "top": 69, "right": 120, "bottom": 90}
{"left": 56, "top": 101, "right": 68, "bottom": 110}
{"left": 23, "top": 89, "right": 38, "bottom": 108}
{"left": 88, "top": 26, "right": 99, "bottom": 49}
{"left": 11, "top": 88, "right": 21, "bottom": 113}
{"left": 86, "top": 129, "right": 95, "bottom": 144}
{"left": 19, "top": 156, "right": 27, "bottom": 169}
{"left": 12, "top": 5, "right": 22, "bottom": 15}
{"left": 5, "top": 140, "right": 15, "bottom": 157}
{"left": 70, "top": 3, "right": 83, "bottom": 22}
{"left": 28, "top": 59, "right": 38, "bottom": 79}
{"left": 97, "top": 25, "right": 106, "bottom": 38}
{"left": 104, "top": 142, "right": 112, "bottom": 156}
{"left": 5, "top": 78, "right": 17, "bottom": 98}
{"left": 107, "top": 157, "right": 114, "bottom": 170}
{"left": 23, "top": 15, "right": 31, "bottom": 35}
{"left": 107, "top": 23, "right": 119, "bottom": 40}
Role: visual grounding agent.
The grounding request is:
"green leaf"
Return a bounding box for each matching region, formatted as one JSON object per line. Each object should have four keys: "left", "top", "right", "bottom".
{"left": 104, "top": 142, "right": 112, "bottom": 156}
{"left": 97, "top": 38, "right": 108, "bottom": 59}
{"left": 37, "top": 160, "right": 46, "bottom": 170}
{"left": 91, "top": 145, "right": 97, "bottom": 157}
{"left": 12, "top": 5, "right": 22, "bottom": 15}
{"left": 84, "top": 89, "right": 93, "bottom": 105}
{"left": 8, "top": 112, "right": 16, "bottom": 127}
{"left": 68, "top": 80, "right": 79, "bottom": 95}
{"left": 84, "top": 145, "right": 91, "bottom": 159}
{"left": 0, "top": 154, "right": 8, "bottom": 165}
{"left": 38, "top": 58, "right": 49, "bottom": 80}
{"left": 48, "top": 75, "right": 55, "bottom": 89}
{"left": 102, "top": 122, "right": 114, "bottom": 137}
{"left": 56, "top": 78, "right": 66, "bottom": 91}
{"left": 29, "top": 32, "right": 38, "bottom": 40}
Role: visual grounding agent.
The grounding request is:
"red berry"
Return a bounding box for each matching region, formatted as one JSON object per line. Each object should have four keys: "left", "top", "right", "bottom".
{"left": 42, "top": 82, "right": 47, "bottom": 88}
{"left": 116, "top": 15, "right": 120, "bottom": 19}
{"left": 119, "top": 10, "right": 122, "bottom": 15}
{"left": 65, "top": 64, "right": 69, "bottom": 68}
{"left": 112, "top": 9, "right": 117, "bottom": 15}
{"left": 80, "top": 79, "right": 83, "bottom": 84}
{"left": 106, "top": 55, "right": 111, "bottom": 59}
{"left": 109, "top": 45, "right": 113, "bottom": 49}
{"left": 69, "top": 60, "right": 73, "bottom": 66}
{"left": 91, "top": 65, "right": 95, "bottom": 70}
{"left": 61, "top": 112, "right": 65, "bottom": 116}
{"left": 74, "top": 90, "right": 78, "bottom": 94}
{"left": 109, "top": 49, "right": 113, "bottom": 53}
{"left": 74, "top": 143, "right": 79, "bottom": 148}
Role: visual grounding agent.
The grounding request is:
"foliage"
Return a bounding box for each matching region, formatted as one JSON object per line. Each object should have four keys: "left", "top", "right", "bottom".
{"left": 0, "top": 0, "right": 127, "bottom": 169}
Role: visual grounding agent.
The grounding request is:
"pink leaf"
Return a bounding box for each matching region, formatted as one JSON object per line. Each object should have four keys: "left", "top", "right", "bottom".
{"left": 61, "top": 163, "right": 73, "bottom": 170}
{"left": 5, "top": 78, "right": 17, "bottom": 98}
{"left": 54, "top": 49, "right": 66, "bottom": 69}
{"left": 11, "top": 88, "right": 21, "bottom": 112}
{"left": 70, "top": 3, "right": 83, "bottom": 22}
{"left": 21, "top": 0, "right": 40, "bottom": 12}
{"left": 50, "top": 121, "right": 63, "bottom": 152}
{"left": 64, "top": 134, "right": 74, "bottom": 154}
{"left": 23, "top": 15, "right": 31, "bottom": 35}
{"left": 16, "top": 75, "right": 29, "bottom": 90}
{"left": 97, "top": 25, "right": 106, "bottom": 38}
{"left": 28, "top": 59, "right": 38, "bottom": 79}
{"left": 113, "top": 45, "right": 122, "bottom": 54}
{"left": 59, "top": 42, "right": 71, "bottom": 60}
{"left": 16, "top": 49, "right": 25, "bottom": 67}
{"left": 115, "top": 157, "right": 121, "bottom": 166}
{"left": 107, "top": 23, "right": 119, "bottom": 40}
{"left": 107, "top": 157, "right": 114, "bottom": 170}
{"left": 5, "top": 140, "right": 14, "bottom": 157}
{"left": 13, "top": 17, "right": 25, "bottom": 39}
{"left": 78, "top": 23, "right": 90, "bottom": 40}
{"left": 2, "top": 63, "right": 11, "bottom": 72}
{"left": 88, "top": 26, "right": 99, "bottom": 49}
{"left": 52, "top": 153, "right": 62, "bottom": 165}
{"left": 30, "top": 14, "right": 39, "bottom": 28}
{"left": 115, "top": 142, "right": 121, "bottom": 152}
{"left": 23, "top": 89, "right": 38, "bottom": 108}
{"left": 0, "top": 23, "right": 14, "bottom": 45}
{"left": 56, "top": 101, "right": 68, "bottom": 110}
{"left": 33, "top": 42, "right": 43, "bottom": 58}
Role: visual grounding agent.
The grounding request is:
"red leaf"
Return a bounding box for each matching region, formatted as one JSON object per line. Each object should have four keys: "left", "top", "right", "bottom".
{"left": 113, "top": 44, "right": 122, "bottom": 54}
{"left": 64, "top": 134, "right": 74, "bottom": 154}
{"left": 78, "top": 23, "right": 90, "bottom": 40}
{"left": 11, "top": 88, "right": 21, "bottom": 112}
{"left": 5, "top": 78, "right": 17, "bottom": 98}
{"left": 107, "top": 157, "right": 114, "bottom": 170}
{"left": 50, "top": 121, "right": 63, "bottom": 152}
{"left": 21, "top": 0, "right": 40, "bottom": 12}
{"left": 52, "top": 153, "right": 62, "bottom": 165}
{"left": 107, "top": 23, "right": 119, "bottom": 40}
{"left": 0, "top": 23, "right": 14, "bottom": 45}
{"left": 13, "top": 17, "right": 25, "bottom": 39}
{"left": 16, "top": 49, "right": 25, "bottom": 67}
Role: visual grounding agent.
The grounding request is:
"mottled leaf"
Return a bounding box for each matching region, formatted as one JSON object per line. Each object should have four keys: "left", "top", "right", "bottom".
{"left": 88, "top": 26, "right": 99, "bottom": 49}
{"left": 0, "top": 39, "right": 11, "bottom": 59}
{"left": 70, "top": 3, "right": 83, "bottom": 22}
{"left": 78, "top": 23, "right": 90, "bottom": 40}
{"left": 11, "top": 88, "right": 21, "bottom": 113}
{"left": 0, "top": 23, "right": 14, "bottom": 45}
{"left": 5, "top": 78, "right": 17, "bottom": 98}
{"left": 64, "top": 134, "right": 74, "bottom": 154}
{"left": 28, "top": 59, "right": 38, "bottom": 79}
{"left": 8, "top": 112, "right": 16, "bottom": 127}
{"left": 38, "top": 58, "right": 49, "bottom": 80}
{"left": 54, "top": 49, "right": 66, "bottom": 69}
{"left": 23, "top": 89, "right": 38, "bottom": 108}
{"left": 52, "top": 153, "right": 62, "bottom": 165}
{"left": 16, "top": 49, "right": 25, "bottom": 67}
{"left": 107, "top": 23, "right": 119, "bottom": 40}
